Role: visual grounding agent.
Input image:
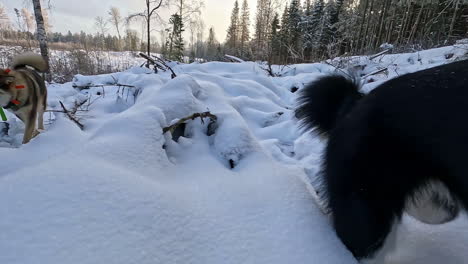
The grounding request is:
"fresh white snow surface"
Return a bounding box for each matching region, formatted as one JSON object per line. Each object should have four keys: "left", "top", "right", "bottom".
{"left": 1, "top": 44, "right": 467, "bottom": 263}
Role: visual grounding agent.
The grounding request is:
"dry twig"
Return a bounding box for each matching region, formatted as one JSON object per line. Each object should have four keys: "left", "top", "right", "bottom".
{"left": 163, "top": 112, "right": 218, "bottom": 135}
{"left": 72, "top": 83, "right": 136, "bottom": 90}
{"left": 369, "top": 49, "right": 391, "bottom": 60}
{"left": 151, "top": 54, "right": 177, "bottom": 79}
{"left": 363, "top": 68, "right": 388, "bottom": 79}
{"left": 224, "top": 54, "right": 245, "bottom": 63}
{"left": 59, "top": 101, "right": 84, "bottom": 130}
{"left": 139, "top": 52, "right": 166, "bottom": 72}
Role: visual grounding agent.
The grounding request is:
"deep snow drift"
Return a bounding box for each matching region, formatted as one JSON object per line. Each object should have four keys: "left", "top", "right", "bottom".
{"left": 0, "top": 43, "right": 467, "bottom": 264}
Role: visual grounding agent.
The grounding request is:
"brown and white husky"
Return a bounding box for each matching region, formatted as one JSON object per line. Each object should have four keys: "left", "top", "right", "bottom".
{"left": 0, "top": 53, "right": 48, "bottom": 144}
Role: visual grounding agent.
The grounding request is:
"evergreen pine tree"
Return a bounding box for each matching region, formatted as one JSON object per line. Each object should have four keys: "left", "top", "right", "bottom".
{"left": 163, "top": 30, "right": 172, "bottom": 59}
{"left": 327, "top": 0, "right": 345, "bottom": 56}
{"left": 301, "top": 0, "right": 319, "bottom": 60}
{"left": 319, "top": 1, "right": 335, "bottom": 57}
{"left": 279, "top": 5, "right": 290, "bottom": 63}
{"left": 310, "top": 0, "right": 325, "bottom": 58}
{"left": 253, "top": 0, "right": 274, "bottom": 59}
{"left": 304, "top": 0, "right": 311, "bottom": 16}
{"left": 253, "top": 0, "right": 265, "bottom": 54}
{"left": 206, "top": 26, "right": 218, "bottom": 61}
{"left": 270, "top": 12, "right": 281, "bottom": 63}
{"left": 225, "top": 0, "right": 240, "bottom": 54}
{"left": 287, "top": 0, "right": 302, "bottom": 61}
{"left": 239, "top": 0, "right": 250, "bottom": 57}
{"left": 168, "top": 13, "right": 185, "bottom": 62}
{"left": 329, "top": 0, "right": 344, "bottom": 26}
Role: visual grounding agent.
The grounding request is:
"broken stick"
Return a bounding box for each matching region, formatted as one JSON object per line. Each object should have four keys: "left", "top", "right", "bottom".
{"left": 163, "top": 112, "right": 218, "bottom": 135}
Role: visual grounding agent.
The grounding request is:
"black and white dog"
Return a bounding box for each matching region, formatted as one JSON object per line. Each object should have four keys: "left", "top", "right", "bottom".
{"left": 296, "top": 60, "right": 468, "bottom": 263}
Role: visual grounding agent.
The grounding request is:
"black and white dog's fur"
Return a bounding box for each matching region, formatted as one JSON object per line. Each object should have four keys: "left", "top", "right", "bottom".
{"left": 296, "top": 60, "right": 468, "bottom": 262}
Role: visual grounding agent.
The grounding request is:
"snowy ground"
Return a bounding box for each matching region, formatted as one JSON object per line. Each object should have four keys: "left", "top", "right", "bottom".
{"left": 0, "top": 43, "right": 467, "bottom": 264}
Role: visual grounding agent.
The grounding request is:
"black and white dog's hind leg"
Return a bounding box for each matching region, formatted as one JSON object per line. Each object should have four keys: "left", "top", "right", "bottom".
{"left": 360, "top": 180, "right": 461, "bottom": 264}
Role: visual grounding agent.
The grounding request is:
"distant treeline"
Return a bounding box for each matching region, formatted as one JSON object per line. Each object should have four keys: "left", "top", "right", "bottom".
{"left": 0, "top": 29, "right": 156, "bottom": 53}
{"left": 233, "top": 0, "right": 468, "bottom": 64}
{"left": 1, "top": 0, "right": 467, "bottom": 65}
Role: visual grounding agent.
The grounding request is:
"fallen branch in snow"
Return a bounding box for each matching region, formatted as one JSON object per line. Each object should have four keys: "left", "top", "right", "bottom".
{"left": 72, "top": 83, "right": 136, "bottom": 90}
{"left": 47, "top": 98, "right": 89, "bottom": 113}
{"left": 362, "top": 68, "right": 388, "bottom": 79}
{"left": 163, "top": 112, "right": 218, "bottom": 135}
{"left": 261, "top": 63, "right": 276, "bottom": 77}
{"left": 59, "top": 101, "right": 84, "bottom": 130}
{"left": 224, "top": 54, "right": 245, "bottom": 63}
{"left": 369, "top": 49, "right": 391, "bottom": 60}
{"left": 139, "top": 53, "right": 177, "bottom": 79}
{"left": 138, "top": 52, "right": 166, "bottom": 73}
{"left": 323, "top": 61, "right": 354, "bottom": 79}
{"left": 71, "top": 98, "right": 89, "bottom": 113}
{"left": 258, "top": 61, "right": 284, "bottom": 77}
{"left": 151, "top": 55, "right": 177, "bottom": 79}
{"left": 110, "top": 76, "right": 141, "bottom": 102}
{"left": 46, "top": 110, "right": 86, "bottom": 113}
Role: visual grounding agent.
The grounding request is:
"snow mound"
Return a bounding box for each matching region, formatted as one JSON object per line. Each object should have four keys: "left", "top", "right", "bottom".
{"left": 0, "top": 57, "right": 357, "bottom": 264}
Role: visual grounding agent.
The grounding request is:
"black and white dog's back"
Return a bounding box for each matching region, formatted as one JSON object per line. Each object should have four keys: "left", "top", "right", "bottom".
{"left": 295, "top": 60, "right": 468, "bottom": 262}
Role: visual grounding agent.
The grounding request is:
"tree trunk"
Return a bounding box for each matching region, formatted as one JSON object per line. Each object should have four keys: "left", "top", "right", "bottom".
{"left": 385, "top": 2, "right": 397, "bottom": 43}
{"left": 360, "top": 0, "right": 374, "bottom": 53}
{"left": 421, "top": 4, "right": 435, "bottom": 46}
{"left": 396, "top": 2, "right": 412, "bottom": 46}
{"left": 32, "top": 0, "right": 51, "bottom": 81}
{"left": 180, "top": 0, "right": 183, "bottom": 18}
{"left": 408, "top": 3, "right": 424, "bottom": 45}
{"left": 355, "top": 0, "right": 369, "bottom": 54}
{"left": 374, "top": 0, "right": 390, "bottom": 50}
{"left": 447, "top": 0, "right": 461, "bottom": 42}
{"left": 147, "top": 0, "right": 151, "bottom": 59}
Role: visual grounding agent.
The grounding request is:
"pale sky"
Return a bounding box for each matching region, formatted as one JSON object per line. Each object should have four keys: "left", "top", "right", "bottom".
{"left": 0, "top": 0, "right": 258, "bottom": 43}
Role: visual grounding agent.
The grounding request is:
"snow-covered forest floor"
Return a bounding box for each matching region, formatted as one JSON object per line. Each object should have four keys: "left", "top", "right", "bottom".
{"left": 0, "top": 43, "right": 467, "bottom": 263}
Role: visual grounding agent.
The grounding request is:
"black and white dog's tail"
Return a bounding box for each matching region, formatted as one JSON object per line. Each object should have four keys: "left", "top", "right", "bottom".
{"left": 295, "top": 75, "right": 363, "bottom": 136}
{"left": 295, "top": 75, "right": 364, "bottom": 214}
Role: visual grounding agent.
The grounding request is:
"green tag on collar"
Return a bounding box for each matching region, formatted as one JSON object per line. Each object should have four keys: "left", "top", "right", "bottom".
{"left": 0, "top": 107, "right": 7, "bottom": 121}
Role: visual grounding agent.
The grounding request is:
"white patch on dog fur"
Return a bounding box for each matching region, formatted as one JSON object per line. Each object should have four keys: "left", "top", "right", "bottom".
{"left": 406, "top": 180, "right": 459, "bottom": 225}
{"left": 362, "top": 212, "right": 468, "bottom": 264}
{"left": 361, "top": 180, "right": 462, "bottom": 264}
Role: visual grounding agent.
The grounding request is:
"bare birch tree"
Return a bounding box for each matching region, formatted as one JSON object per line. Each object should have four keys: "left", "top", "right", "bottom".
{"left": 108, "top": 7, "right": 123, "bottom": 50}
{"left": 127, "top": 0, "right": 169, "bottom": 66}
{"left": 32, "top": 0, "right": 51, "bottom": 80}
{"left": 0, "top": 4, "right": 10, "bottom": 41}
{"left": 174, "top": 0, "right": 205, "bottom": 24}
{"left": 21, "top": 8, "right": 35, "bottom": 33}
{"left": 253, "top": 0, "right": 280, "bottom": 60}
{"left": 95, "top": 16, "right": 109, "bottom": 50}
{"left": 0, "top": 4, "right": 9, "bottom": 29}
